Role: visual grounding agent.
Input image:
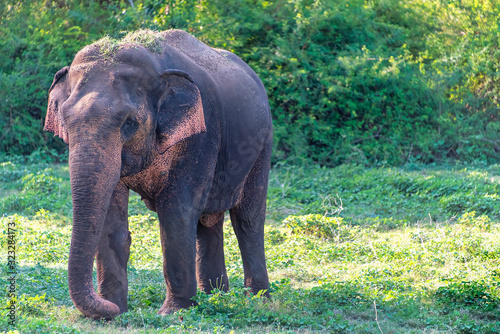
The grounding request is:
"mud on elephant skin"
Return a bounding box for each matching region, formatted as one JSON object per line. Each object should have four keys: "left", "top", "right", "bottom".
{"left": 45, "top": 29, "right": 272, "bottom": 319}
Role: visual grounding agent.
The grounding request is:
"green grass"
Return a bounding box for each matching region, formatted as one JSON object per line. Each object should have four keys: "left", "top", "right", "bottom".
{"left": 1, "top": 160, "right": 499, "bottom": 333}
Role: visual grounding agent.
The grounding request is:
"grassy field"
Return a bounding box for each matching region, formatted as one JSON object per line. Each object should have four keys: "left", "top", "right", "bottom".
{"left": 1, "top": 159, "right": 499, "bottom": 333}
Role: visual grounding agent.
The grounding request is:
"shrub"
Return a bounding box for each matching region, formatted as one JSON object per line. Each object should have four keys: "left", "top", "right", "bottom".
{"left": 1, "top": 0, "right": 499, "bottom": 165}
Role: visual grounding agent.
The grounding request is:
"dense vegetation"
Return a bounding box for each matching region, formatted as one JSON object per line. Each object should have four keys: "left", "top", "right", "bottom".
{"left": 1, "top": 158, "right": 499, "bottom": 333}
{"left": 1, "top": 0, "right": 499, "bottom": 165}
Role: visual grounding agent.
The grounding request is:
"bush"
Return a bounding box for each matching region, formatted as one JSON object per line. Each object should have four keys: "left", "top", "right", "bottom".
{"left": 1, "top": 0, "right": 499, "bottom": 165}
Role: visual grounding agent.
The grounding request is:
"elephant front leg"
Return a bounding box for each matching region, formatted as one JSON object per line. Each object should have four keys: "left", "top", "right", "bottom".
{"left": 96, "top": 181, "right": 131, "bottom": 314}
{"left": 157, "top": 205, "right": 199, "bottom": 315}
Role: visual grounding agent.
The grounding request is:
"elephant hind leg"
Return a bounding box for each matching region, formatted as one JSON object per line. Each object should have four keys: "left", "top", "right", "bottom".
{"left": 96, "top": 181, "right": 130, "bottom": 314}
{"left": 196, "top": 211, "right": 229, "bottom": 293}
{"left": 229, "top": 145, "right": 271, "bottom": 296}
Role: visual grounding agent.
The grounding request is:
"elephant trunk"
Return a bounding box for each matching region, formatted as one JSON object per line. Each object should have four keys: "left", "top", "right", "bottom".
{"left": 67, "top": 142, "right": 122, "bottom": 319}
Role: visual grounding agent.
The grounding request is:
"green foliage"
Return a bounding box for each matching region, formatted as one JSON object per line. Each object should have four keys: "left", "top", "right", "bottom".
{"left": 435, "top": 280, "right": 499, "bottom": 311}
{"left": 17, "top": 294, "right": 50, "bottom": 317}
{"left": 0, "top": 161, "right": 71, "bottom": 216}
{"left": 0, "top": 162, "right": 24, "bottom": 183}
{"left": 283, "top": 214, "right": 359, "bottom": 241}
{"left": 457, "top": 211, "right": 493, "bottom": 231}
{"left": 1, "top": 0, "right": 499, "bottom": 165}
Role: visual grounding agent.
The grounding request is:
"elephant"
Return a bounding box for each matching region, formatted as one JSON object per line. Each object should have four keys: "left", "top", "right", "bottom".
{"left": 44, "top": 29, "right": 272, "bottom": 319}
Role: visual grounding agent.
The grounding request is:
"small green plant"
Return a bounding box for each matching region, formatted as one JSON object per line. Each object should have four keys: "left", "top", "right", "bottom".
{"left": 435, "top": 280, "right": 499, "bottom": 311}
{"left": 283, "top": 214, "right": 358, "bottom": 241}
{"left": 18, "top": 294, "right": 49, "bottom": 317}
{"left": 0, "top": 166, "right": 71, "bottom": 215}
{"left": 0, "top": 162, "right": 24, "bottom": 183}
{"left": 458, "top": 211, "right": 493, "bottom": 231}
{"left": 21, "top": 172, "right": 61, "bottom": 193}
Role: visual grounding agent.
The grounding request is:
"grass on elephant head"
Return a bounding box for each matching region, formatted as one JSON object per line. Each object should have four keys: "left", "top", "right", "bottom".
{"left": 0, "top": 157, "right": 500, "bottom": 333}
{"left": 88, "top": 29, "right": 165, "bottom": 60}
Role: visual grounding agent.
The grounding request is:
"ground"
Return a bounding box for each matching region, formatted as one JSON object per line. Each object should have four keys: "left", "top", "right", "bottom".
{"left": 0, "top": 159, "right": 499, "bottom": 333}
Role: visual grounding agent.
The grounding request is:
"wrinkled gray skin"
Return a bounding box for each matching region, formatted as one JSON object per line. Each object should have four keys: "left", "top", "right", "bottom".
{"left": 45, "top": 30, "right": 272, "bottom": 319}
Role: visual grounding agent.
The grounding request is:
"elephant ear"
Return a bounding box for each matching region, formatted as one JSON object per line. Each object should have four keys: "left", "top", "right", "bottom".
{"left": 44, "top": 66, "right": 70, "bottom": 144}
{"left": 157, "top": 70, "right": 206, "bottom": 154}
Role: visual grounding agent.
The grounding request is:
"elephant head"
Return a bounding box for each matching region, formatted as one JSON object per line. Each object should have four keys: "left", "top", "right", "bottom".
{"left": 44, "top": 44, "right": 206, "bottom": 318}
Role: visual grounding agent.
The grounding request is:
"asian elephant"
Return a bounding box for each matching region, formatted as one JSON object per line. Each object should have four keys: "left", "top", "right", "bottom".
{"left": 44, "top": 29, "right": 272, "bottom": 319}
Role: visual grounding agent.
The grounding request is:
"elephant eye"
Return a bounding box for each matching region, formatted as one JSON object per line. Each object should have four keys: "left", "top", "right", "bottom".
{"left": 121, "top": 118, "right": 139, "bottom": 139}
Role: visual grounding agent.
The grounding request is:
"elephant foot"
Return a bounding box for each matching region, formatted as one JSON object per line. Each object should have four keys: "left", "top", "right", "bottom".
{"left": 157, "top": 298, "right": 197, "bottom": 315}
{"left": 157, "top": 305, "right": 176, "bottom": 316}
